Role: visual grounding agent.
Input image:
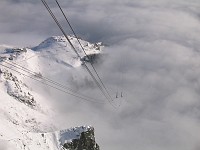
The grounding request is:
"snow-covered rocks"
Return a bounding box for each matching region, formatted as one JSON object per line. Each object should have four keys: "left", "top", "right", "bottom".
{"left": 2, "top": 70, "right": 36, "bottom": 107}
{"left": 60, "top": 126, "right": 100, "bottom": 150}
{"left": 32, "top": 35, "right": 103, "bottom": 67}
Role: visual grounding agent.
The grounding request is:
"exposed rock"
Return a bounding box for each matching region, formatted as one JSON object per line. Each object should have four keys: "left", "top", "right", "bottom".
{"left": 62, "top": 126, "right": 100, "bottom": 150}
{"left": 81, "top": 54, "right": 103, "bottom": 64}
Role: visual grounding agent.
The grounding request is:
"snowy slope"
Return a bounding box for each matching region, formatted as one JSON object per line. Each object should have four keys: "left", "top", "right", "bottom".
{"left": 32, "top": 35, "right": 102, "bottom": 67}
{"left": 0, "top": 35, "right": 103, "bottom": 150}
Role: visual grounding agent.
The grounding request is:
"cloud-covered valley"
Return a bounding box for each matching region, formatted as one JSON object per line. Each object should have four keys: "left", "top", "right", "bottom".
{"left": 1, "top": 0, "right": 200, "bottom": 150}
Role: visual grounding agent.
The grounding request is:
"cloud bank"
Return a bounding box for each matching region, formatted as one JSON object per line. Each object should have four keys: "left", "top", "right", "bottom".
{"left": 1, "top": 0, "right": 200, "bottom": 150}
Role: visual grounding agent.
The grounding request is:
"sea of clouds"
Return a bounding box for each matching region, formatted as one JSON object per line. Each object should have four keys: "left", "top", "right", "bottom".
{"left": 1, "top": 0, "right": 200, "bottom": 150}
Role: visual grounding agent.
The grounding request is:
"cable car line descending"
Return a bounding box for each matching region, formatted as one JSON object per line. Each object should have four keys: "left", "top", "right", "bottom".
{"left": 41, "top": 0, "right": 79, "bottom": 57}
{"left": 40, "top": 0, "right": 116, "bottom": 108}
{"left": 0, "top": 63, "right": 105, "bottom": 104}
{"left": 54, "top": 0, "right": 113, "bottom": 102}
{"left": 5, "top": 61, "right": 75, "bottom": 92}
{"left": 41, "top": 0, "right": 111, "bottom": 102}
{"left": 41, "top": 0, "right": 109, "bottom": 101}
{"left": 3, "top": 60, "right": 104, "bottom": 103}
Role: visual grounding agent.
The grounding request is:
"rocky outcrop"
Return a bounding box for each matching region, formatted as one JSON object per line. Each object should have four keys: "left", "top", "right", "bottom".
{"left": 2, "top": 70, "right": 36, "bottom": 107}
{"left": 81, "top": 54, "right": 102, "bottom": 64}
{"left": 61, "top": 126, "right": 100, "bottom": 150}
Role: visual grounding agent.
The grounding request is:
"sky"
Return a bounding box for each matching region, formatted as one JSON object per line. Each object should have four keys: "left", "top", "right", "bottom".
{"left": 1, "top": 0, "right": 200, "bottom": 150}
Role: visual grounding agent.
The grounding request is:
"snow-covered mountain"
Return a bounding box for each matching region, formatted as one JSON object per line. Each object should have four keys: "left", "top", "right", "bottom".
{"left": 0, "top": 35, "right": 102, "bottom": 150}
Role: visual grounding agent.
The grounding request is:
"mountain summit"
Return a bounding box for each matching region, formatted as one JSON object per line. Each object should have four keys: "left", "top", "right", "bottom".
{"left": 0, "top": 35, "right": 101, "bottom": 150}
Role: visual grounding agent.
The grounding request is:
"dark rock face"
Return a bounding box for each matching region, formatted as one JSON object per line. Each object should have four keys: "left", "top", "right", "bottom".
{"left": 81, "top": 54, "right": 101, "bottom": 64}
{"left": 63, "top": 127, "right": 100, "bottom": 150}
{"left": 81, "top": 53, "right": 106, "bottom": 65}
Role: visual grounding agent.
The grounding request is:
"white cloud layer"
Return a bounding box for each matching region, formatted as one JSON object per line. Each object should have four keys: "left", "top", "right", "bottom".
{"left": 1, "top": 0, "right": 200, "bottom": 150}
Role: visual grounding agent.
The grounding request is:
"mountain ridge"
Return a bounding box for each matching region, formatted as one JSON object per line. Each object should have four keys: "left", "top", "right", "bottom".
{"left": 0, "top": 35, "right": 101, "bottom": 150}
